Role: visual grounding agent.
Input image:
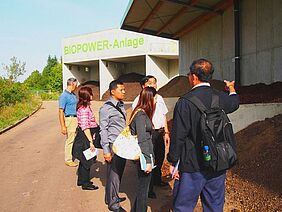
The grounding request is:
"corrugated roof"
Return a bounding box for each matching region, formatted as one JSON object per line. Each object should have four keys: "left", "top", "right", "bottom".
{"left": 121, "top": 0, "right": 233, "bottom": 39}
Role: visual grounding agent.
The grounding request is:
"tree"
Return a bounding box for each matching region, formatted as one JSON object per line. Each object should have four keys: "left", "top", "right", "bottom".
{"left": 40, "top": 55, "right": 62, "bottom": 91}
{"left": 2, "top": 56, "right": 26, "bottom": 82}
{"left": 44, "top": 63, "right": 63, "bottom": 91}
{"left": 24, "top": 70, "right": 43, "bottom": 90}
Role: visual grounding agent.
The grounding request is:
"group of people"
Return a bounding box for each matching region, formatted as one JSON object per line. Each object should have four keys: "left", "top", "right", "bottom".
{"left": 58, "top": 58, "right": 239, "bottom": 212}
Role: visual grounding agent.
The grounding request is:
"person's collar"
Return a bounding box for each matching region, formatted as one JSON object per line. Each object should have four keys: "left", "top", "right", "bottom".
{"left": 109, "top": 96, "right": 124, "bottom": 107}
{"left": 192, "top": 82, "right": 210, "bottom": 90}
{"left": 65, "top": 88, "right": 72, "bottom": 93}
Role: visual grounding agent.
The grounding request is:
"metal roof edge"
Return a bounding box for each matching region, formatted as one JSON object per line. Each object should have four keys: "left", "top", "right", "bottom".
{"left": 119, "top": 0, "right": 134, "bottom": 28}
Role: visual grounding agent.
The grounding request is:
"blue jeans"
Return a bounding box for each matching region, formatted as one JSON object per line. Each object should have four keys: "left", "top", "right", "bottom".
{"left": 173, "top": 171, "right": 226, "bottom": 212}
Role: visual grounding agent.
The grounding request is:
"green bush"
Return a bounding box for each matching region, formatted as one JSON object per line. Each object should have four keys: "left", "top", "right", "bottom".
{"left": 39, "top": 91, "right": 60, "bottom": 100}
{"left": 0, "top": 96, "right": 41, "bottom": 130}
{"left": 0, "top": 78, "right": 30, "bottom": 107}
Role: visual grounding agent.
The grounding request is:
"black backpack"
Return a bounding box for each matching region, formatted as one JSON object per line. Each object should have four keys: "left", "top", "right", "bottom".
{"left": 184, "top": 93, "right": 238, "bottom": 172}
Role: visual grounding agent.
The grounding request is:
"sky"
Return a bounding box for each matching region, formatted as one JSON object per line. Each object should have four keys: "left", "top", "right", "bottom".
{"left": 0, "top": 0, "right": 131, "bottom": 81}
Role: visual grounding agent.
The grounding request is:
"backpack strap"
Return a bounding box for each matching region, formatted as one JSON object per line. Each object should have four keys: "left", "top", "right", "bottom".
{"left": 105, "top": 101, "right": 126, "bottom": 121}
{"left": 211, "top": 94, "right": 220, "bottom": 108}
{"left": 183, "top": 95, "right": 207, "bottom": 113}
{"left": 182, "top": 92, "right": 220, "bottom": 113}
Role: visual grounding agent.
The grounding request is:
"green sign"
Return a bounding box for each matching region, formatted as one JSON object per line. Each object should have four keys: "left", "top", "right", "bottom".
{"left": 64, "top": 37, "right": 145, "bottom": 55}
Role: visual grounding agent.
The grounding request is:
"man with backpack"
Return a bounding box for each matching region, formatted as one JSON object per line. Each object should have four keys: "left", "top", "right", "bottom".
{"left": 167, "top": 58, "right": 239, "bottom": 212}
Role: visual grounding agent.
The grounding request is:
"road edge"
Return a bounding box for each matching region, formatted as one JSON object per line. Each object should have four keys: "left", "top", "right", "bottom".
{"left": 0, "top": 101, "right": 43, "bottom": 135}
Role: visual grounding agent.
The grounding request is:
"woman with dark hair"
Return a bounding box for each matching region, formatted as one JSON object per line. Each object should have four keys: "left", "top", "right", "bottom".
{"left": 72, "top": 86, "right": 99, "bottom": 190}
{"left": 129, "top": 86, "right": 157, "bottom": 212}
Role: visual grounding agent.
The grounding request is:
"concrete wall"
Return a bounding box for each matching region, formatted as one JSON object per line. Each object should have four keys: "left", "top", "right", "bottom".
{"left": 89, "top": 64, "right": 99, "bottom": 81}
{"left": 99, "top": 60, "right": 115, "bottom": 99}
{"left": 63, "top": 29, "right": 178, "bottom": 64}
{"left": 146, "top": 55, "right": 169, "bottom": 89}
{"left": 179, "top": 7, "right": 234, "bottom": 80}
{"left": 163, "top": 97, "right": 282, "bottom": 133}
{"left": 63, "top": 64, "right": 90, "bottom": 87}
{"left": 241, "top": 0, "right": 282, "bottom": 85}
{"left": 125, "top": 60, "right": 145, "bottom": 75}
{"left": 169, "top": 59, "right": 179, "bottom": 79}
{"left": 179, "top": 0, "right": 282, "bottom": 85}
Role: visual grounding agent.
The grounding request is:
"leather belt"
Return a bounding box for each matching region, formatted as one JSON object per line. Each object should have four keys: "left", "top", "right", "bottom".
{"left": 65, "top": 115, "right": 77, "bottom": 117}
{"left": 154, "top": 127, "right": 164, "bottom": 132}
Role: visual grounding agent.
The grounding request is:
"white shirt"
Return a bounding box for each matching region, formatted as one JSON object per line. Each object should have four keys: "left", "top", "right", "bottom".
{"left": 132, "top": 94, "right": 168, "bottom": 129}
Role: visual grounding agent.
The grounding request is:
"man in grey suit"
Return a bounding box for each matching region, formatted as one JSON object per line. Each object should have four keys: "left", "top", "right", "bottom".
{"left": 99, "top": 80, "right": 127, "bottom": 212}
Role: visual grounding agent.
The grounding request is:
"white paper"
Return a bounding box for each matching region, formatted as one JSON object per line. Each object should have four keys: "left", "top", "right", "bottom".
{"left": 172, "top": 160, "right": 180, "bottom": 177}
{"left": 150, "top": 154, "right": 157, "bottom": 170}
{"left": 83, "top": 148, "right": 98, "bottom": 161}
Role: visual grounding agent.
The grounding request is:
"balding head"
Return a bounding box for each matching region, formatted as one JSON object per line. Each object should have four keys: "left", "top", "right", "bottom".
{"left": 189, "top": 59, "right": 214, "bottom": 82}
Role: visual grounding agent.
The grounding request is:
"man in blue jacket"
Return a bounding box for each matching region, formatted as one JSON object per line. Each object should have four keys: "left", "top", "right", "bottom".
{"left": 168, "top": 58, "right": 239, "bottom": 212}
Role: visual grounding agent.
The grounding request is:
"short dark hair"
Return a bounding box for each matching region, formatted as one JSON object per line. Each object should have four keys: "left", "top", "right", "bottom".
{"left": 189, "top": 59, "right": 214, "bottom": 82}
{"left": 109, "top": 79, "right": 124, "bottom": 94}
{"left": 67, "top": 78, "right": 77, "bottom": 86}
{"left": 140, "top": 75, "right": 157, "bottom": 87}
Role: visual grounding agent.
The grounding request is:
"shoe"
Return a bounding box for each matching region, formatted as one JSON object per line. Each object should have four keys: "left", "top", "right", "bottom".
{"left": 81, "top": 184, "right": 99, "bottom": 190}
{"left": 155, "top": 181, "right": 169, "bottom": 187}
{"left": 113, "top": 207, "right": 126, "bottom": 212}
{"left": 77, "top": 181, "right": 93, "bottom": 186}
{"left": 148, "top": 191, "right": 157, "bottom": 199}
{"left": 65, "top": 161, "right": 78, "bottom": 167}
{"left": 117, "top": 197, "right": 126, "bottom": 203}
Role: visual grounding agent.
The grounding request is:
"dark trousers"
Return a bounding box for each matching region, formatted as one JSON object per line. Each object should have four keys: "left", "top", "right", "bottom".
{"left": 149, "top": 129, "right": 165, "bottom": 192}
{"left": 132, "top": 162, "right": 152, "bottom": 212}
{"left": 77, "top": 162, "right": 91, "bottom": 185}
{"left": 105, "top": 154, "right": 126, "bottom": 211}
{"left": 173, "top": 171, "right": 226, "bottom": 212}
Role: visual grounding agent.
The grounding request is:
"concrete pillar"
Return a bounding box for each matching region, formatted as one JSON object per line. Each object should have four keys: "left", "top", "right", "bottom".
{"left": 99, "top": 60, "right": 114, "bottom": 100}
{"left": 146, "top": 55, "right": 169, "bottom": 89}
{"left": 62, "top": 64, "right": 76, "bottom": 90}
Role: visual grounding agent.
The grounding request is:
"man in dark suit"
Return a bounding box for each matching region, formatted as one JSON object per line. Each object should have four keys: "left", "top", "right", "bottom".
{"left": 167, "top": 58, "right": 239, "bottom": 212}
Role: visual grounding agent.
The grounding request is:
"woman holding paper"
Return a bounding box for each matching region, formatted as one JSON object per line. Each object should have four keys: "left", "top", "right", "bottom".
{"left": 129, "top": 87, "right": 156, "bottom": 212}
{"left": 73, "top": 86, "right": 99, "bottom": 190}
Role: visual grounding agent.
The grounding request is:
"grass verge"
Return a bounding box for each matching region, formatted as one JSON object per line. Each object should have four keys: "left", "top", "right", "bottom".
{"left": 0, "top": 96, "right": 42, "bottom": 131}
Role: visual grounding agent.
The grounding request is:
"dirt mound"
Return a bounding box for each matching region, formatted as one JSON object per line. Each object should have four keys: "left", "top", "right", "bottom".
{"left": 162, "top": 114, "right": 282, "bottom": 211}
{"left": 237, "top": 82, "right": 282, "bottom": 104}
{"left": 101, "top": 73, "right": 145, "bottom": 101}
{"left": 79, "top": 74, "right": 282, "bottom": 104}
{"left": 158, "top": 76, "right": 226, "bottom": 97}
{"left": 77, "top": 81, "right": 100, "bottom": 101}
{"left": 158, "top": 76, "right": 282, "bottom": 104}
{"left": 226, "top": 114, "right": 282, "bottom": 211}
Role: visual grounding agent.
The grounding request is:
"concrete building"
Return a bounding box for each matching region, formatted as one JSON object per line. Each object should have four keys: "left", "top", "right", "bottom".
{"left": 62, "top": 29, "right": 178, "bottom": 99}
{"left": 121, "top": 0, "right": 282, "bottom": 86}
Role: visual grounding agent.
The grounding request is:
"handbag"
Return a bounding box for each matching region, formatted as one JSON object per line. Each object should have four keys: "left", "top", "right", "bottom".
{"left": 112, "top": 109, "right": 142, "bottom": 160}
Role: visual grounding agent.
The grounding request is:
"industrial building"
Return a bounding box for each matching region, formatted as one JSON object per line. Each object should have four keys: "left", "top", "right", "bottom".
{"left": 121, "top": 0, "right": 282, "bottom": 86}
{"left": 62, "top": 29, "right": 178, "bottom": 99}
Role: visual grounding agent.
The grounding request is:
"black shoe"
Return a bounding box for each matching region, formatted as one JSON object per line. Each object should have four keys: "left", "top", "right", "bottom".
{"left": 148, "top": 191, "right": 157, "bottom": 199}
{"left": 81, "top": 184, "right": 99, "bottom": 190}
{"left": 117, "top": 197, "right": 126, "bottom": 203}
{"left": 77, "top": 181, "right": 93, "bottom": 186}
{"left": 113, "top": 207, "right": 126, "bottom": 212}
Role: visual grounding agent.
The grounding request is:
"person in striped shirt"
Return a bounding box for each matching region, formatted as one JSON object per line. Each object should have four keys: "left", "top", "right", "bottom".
{"left": 74, "top": 86, "right": 99, "bottom": 190}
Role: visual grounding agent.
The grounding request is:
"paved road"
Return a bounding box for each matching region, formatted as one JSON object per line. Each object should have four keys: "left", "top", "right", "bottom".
{"left": 0, "top": 101, "right": 172, "bottom": 212}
